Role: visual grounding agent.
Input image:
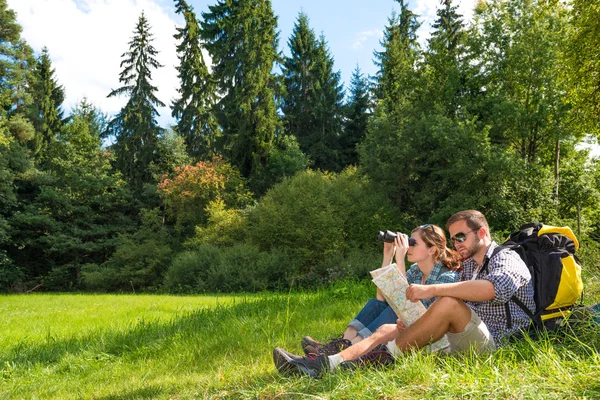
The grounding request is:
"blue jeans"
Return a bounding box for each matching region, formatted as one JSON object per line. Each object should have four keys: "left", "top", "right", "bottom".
{"left": 347, "top": 298, "right": 398, "bottom": 339}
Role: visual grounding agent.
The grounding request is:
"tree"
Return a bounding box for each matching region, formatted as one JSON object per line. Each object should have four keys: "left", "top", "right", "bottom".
{"left": 280, "top": 13, "right": 345, "bottom": 171}
{"left": 172, "top": 0, "right": 219, "bottom": 160}
{"left": 31, "top": 47, "right": 66, "bottom": 160}
{"left": 201, "top": 0, "right": 279, "bottom": 179}
{"left": 564, "top": 0, "right": 600, "bottom": 138}
{"left": 342, "top": 65, "right": 370, "bottom": 166}
{"left": 421, "top": 0, "right": 468, "bottom": 117}
{"left": 372, "top": 0, "right": 421, "bottom": 116}
{"left": 107, "top": 12, "right": 165, "bottom": 192}
{"left": 0, "top": 0, "right": 37, "bottom": 290}
{"left": 469, "top": 0, "right": 574, "bottom": 209}
{"left": 8, "top": 100, "right": 136, "bottom": 290}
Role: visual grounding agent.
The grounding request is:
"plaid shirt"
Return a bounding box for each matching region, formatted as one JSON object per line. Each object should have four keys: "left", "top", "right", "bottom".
{"left": 460, "top": 242, "right": 535, "bottom": 344}
{"left": 406, "top": 263, "right": 459, "bottom": 308}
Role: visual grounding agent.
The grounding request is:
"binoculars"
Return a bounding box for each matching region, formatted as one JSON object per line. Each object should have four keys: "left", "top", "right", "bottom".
{"left": 376, "top": 230, "right": 416, "bottom": 246}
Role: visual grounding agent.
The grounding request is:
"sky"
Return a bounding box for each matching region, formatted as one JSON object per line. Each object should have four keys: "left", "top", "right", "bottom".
{"left": 8, "top": 0, "right": 479, "bottom": 127}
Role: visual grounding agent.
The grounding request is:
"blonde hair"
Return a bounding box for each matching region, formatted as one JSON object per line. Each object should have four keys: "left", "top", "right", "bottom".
{"left": 411, "top": 224, "right": 462, "bottom": 271}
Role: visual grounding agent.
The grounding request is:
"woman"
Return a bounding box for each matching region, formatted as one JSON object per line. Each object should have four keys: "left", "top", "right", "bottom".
{"left": 301, "top": 224, "right": 461, "bottom": 356}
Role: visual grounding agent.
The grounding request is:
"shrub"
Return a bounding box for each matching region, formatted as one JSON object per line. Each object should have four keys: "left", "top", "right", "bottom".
{"left": 163, "top": 246, "right": 222, "bottom": 293}
{"left": 184, "top": 200, "right": 248, "bottom": 248}
{"left": 247, "top": 169, "right": 401, "bottom": 276}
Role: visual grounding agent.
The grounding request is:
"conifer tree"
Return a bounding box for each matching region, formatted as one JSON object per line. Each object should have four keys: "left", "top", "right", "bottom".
{"left": 422, "top": 0, "right": 467, "bottom": 117}
{"left": 172, "top": 0, "right": 219, "bottom": 161}
{"left": 201, "top": 0, "right": 279, "bottom": 179}
{"left": 0, "top": 0, "right": 37, "bottom": 289}
{"left": 373, "top": 0, "right": 421, "bottom": 116}
{"left": 281, "top": 13, "right": 318, "bottom": 156}
{"left": 281, "top": 13, "right": 344, "bottom": 171}
{"left": 107, "top": 12, "right": 165, "bottom": 191}
{"left": 342, "top": 65, "right": 370, "bottom": 166}
{"left": 31, "top": 47, "right": 66, "bottom": 159}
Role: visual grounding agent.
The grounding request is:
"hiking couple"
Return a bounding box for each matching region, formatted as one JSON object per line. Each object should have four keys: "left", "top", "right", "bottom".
{"left": 273, "top": 210, "right": 535, "bottom": 377}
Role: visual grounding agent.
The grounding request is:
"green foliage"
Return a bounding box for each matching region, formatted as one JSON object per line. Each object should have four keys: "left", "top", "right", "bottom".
{"left": 372, "top": 0, "right": 421, "bottom": 115}
{"left": 30, "top": 47, "right": 65, "bottom": 160}
{"left": 250, "top": 134, "right": 310, "bottom": 195}
{"left": 564, "top": 0, "right": 600, "bottom": 137}
{"left": 281, "top": 13, "right": 345, "bottom": 171}
{"left": 172, "top": 0, "right": 219, "bottom": 160}
{"left": 107, "top": 12, "right": 165, "bottom": 192}
{"left": 342, "top": 65, "right": 371, "bottom": 166}
{"left": 84, "top": 208, "right": 172, "bottom": 292}
{"left": 184, "top": 199, "right": 248, "bottom": 248}
{"left": 164, "top": 244, "right": 300, "bottom": 293}
{"left": 158, "top": 156, "right": 252, "bottom": 237}
{"left": 201, "top": 0, "right": 279, "bottom": 178}
{"left": 247, "top": 169, "right": 401, "bottom": 275}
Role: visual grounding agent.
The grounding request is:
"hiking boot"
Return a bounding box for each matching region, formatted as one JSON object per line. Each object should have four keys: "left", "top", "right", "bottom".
{"left": 301, "top": 335, "right": 352, "bottom": 356}
{"left": 339, "top": 344, "right": 395, "bottom": 371}
{"left": 273, "top": 347, "right": 329, "bottom": 378}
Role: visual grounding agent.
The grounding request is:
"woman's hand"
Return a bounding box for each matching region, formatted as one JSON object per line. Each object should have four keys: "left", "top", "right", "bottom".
{"left": 382, "top": 240, "right": 395, "bottom": 267}
{"left": 394, "top": 233, "right": 409, "bottom": 265}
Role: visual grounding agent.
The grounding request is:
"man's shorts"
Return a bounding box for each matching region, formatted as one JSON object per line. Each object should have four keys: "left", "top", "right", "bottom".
{"left": 446, "top": 307, "right": 496, "bottom": 354}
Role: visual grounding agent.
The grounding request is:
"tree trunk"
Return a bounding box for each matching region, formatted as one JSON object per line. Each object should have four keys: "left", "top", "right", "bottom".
{"left": 554, "top": 139, "right": 560, "bottom": 209}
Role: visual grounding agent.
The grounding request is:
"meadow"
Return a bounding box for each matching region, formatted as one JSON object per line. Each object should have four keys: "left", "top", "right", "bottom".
{"left": 1, "top": 278, "right": 600, "bottom": 400}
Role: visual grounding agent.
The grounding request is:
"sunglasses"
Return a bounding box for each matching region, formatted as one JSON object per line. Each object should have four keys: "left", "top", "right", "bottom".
{"left": 450, "top": 228, "right": 478, "bottom": 243}
{"left": 421, "top": 223, "right": 435, "bottom": 234}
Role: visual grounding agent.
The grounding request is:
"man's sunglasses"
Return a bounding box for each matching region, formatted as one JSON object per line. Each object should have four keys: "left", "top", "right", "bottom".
{"left": 450, "top": 228, "right": 478, "bottom": 243}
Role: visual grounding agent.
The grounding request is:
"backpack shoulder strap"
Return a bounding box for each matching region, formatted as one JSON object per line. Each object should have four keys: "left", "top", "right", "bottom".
{"left": 481, "top": 245, "right": 508, "bottom": 274}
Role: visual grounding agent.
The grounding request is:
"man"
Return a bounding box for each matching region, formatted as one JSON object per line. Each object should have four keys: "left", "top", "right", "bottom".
{"left": 273, "top": 210, "right": 535, "bottom": 378}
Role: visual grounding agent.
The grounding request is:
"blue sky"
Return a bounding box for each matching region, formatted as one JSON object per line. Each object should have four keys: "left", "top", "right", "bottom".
{"left": 8, "top": 0, "right": 477, "bottom": 127}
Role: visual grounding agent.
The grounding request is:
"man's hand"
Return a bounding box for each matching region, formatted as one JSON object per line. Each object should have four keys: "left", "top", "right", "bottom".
{"left": 406, "top": 284, "right": 436, "bottom": 302}
{"left": 375, "top": 323, "right": 403, "bottom": 343}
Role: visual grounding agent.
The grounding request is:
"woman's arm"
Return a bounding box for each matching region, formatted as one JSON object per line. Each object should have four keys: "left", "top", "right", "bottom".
{"left": 393, "top": 233, "right": 409, "bottom": 278}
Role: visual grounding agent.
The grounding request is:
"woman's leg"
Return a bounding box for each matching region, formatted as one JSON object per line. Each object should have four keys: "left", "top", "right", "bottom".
{"left": 346, "top": 298, "right": 390, "bottom": 341}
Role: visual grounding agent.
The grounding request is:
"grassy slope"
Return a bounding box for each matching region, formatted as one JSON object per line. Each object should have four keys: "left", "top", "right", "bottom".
{"left": 1, "top": 277, "right": 599, "bottom": 399}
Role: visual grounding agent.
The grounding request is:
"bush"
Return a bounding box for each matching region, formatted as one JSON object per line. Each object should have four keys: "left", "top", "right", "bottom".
{"left": 247, "top": 169, "right": 401, "bottom": 276}
{"left": 163, "top": 246, "right": 222, "bottom": 293}
{"left": 164, "top": 244, "right": 302, "bottom": 293}
{"left": 184, "top": 200, "right": 248, "bottom": 248}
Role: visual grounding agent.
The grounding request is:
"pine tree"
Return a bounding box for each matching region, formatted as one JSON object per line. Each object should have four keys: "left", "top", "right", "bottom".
{"left": 201, "top": 0, "right": 279, "bottom": 178}
{"left": 31, "top": 47, "right": 66, "bottom": 159}
{"left": 422, "top": 0, "right": 468, "bottom": 117}
{"left": 0, "top": 0, "right": 37, "bottom": 289}
{"left": 342, "top": 65, "right": 370, "bottom": 166}
{"left": 281, "top": 13, "right": 345, "bottom": 171}
{"left": 107, "top": 12, "right": 165, "bottom": 191}
{"left": 281, "top": 12, "right": 318, "bottom": 156}
{"left": 373, "top": 0, "right": 421, "bottom": 116}
{"left": 172, "top": 0, "right": 219, "bottom": 161}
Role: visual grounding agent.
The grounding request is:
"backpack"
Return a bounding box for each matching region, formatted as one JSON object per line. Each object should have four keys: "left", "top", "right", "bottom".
{"left": 488, "top": 223, "right": 584, "bottom": 331}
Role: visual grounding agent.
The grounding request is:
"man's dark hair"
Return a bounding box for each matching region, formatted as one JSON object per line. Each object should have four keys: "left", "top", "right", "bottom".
{"left": 446, "top": 210, "right": 490, "bottom": 234}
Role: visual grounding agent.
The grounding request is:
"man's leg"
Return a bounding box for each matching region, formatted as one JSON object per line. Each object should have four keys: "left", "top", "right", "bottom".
{"left": 391, "top": 296, "right": 472, "bottom": 352}
{"left": 338, "top": 296, "right": 472, "bottom": 361}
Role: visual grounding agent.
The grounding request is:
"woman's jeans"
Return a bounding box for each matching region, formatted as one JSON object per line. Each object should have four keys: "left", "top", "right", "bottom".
{"left": 348, "top": 298, "right": 398, "bottom": 339}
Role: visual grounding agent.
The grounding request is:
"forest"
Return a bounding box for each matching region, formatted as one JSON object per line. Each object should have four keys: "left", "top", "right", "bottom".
{"left": 1, "top": 0, "right": 599, "bottom": 293}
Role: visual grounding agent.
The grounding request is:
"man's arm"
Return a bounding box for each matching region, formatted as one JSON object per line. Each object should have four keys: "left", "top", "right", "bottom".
{"left": 406, "top": 280, "right": 495, "bottom": 303}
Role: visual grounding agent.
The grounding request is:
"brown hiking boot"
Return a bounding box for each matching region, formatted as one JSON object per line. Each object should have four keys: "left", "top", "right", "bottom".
{"left": 301, "top": 335, "right": 352, "bottom": 356}
{"left": 339, "top": 344, "right": 396, "bottom": 371}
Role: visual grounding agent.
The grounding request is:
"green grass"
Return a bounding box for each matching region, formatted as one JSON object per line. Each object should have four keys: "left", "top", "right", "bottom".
{"left": 1, "top": 278, "right": 600, "bottom": 399}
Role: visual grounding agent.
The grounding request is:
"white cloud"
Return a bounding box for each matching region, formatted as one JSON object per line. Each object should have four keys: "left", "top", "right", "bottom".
{"left": 7, "top": 0, "right": 182, "bottom": 126}
{"left": 351, "top": 29, "right": 383, "bottom": 50}
{"left": 413, "top": 0, "right": 479, "bottom": 45}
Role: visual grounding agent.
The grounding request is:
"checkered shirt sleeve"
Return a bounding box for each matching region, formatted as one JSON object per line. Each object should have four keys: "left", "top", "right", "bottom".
{"left": 461, "top": 242, "right": 535, "bottom": 344}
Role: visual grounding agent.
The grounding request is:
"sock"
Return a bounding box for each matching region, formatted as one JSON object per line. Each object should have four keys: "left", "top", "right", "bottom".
{"left": 327, "top": 354, "right": 343, "bottom": 372}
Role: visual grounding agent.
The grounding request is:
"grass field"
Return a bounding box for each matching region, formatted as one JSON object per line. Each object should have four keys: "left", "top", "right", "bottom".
{"left": 1, "top": 278, "right": 600, "bottom": 399}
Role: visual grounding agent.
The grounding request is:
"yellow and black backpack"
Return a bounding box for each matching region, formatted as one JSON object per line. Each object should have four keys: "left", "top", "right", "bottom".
{"left": 495, "top": 223, "right": 584, "bottom": 330}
